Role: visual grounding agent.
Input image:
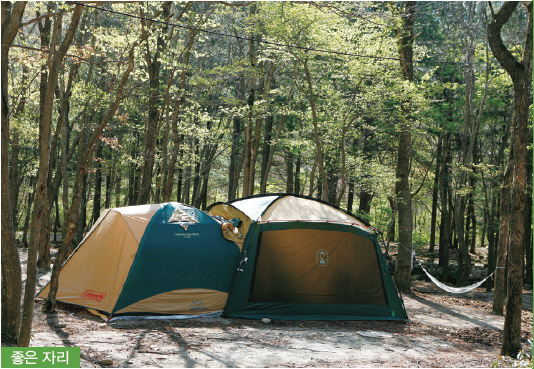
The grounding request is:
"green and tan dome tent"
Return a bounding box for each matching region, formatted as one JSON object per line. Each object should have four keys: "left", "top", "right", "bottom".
{"left": 207, "top": 193, "right": 408, "bottom": 321}
{"left": 37, "top": 203, "right": 241, "bottom": 320}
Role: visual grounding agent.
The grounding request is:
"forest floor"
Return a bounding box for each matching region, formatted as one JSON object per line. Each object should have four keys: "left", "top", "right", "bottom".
{"left": 10, "top": 247, "right": 534, "bottom": 368}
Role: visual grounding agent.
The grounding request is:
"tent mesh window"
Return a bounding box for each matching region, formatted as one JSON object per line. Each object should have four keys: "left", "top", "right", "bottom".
{"left": 249, "top": 229, "right": 387, "bottom": 306}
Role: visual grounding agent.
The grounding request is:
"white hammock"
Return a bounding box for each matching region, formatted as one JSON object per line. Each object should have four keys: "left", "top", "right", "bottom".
{"left": 402, "top": 243, "right": 502, "bottom": 294}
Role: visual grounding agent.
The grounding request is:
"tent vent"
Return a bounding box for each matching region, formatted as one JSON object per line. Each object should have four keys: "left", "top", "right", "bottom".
{"left": 169, "top": 208, "right": 199, "bottom": 223}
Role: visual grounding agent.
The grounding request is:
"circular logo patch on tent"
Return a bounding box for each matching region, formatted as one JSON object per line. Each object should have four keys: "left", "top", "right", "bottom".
{"left": 316, "top": 249, "right": 329, "bottom": 267}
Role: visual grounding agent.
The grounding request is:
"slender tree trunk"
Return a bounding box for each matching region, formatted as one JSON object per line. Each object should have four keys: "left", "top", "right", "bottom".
{"left": 191, "top": 140, "right": 202, "bottom": 206}
{"left": 19, "top": 5, "right": 83, "bottom": 347}
{"left": 44, "top": 41, "right": 137, "bottom": 314}
{"left": 387, "top": 196, "right": 396, "bottom": 243}
{"left": 182, "top": 164, "right": 191, "bottom": 204}
{"left": 33, "top": 8, "right": 52, "bottom": 272}
{"left": 228, "top": 116, "right": 241, "bottom": 200}
{"left": 347, "top": 178, "right": 355, "bottom": 213}
{"left": 455, "top": 2, "right": 479, "bottom": 285}
{"left": 439, "top": 126, "right": 451, "bottom": 281}
{"left": 163, "top": 27, "right": 196, "bottom": 202}
{"left": 91, "top": 143, "right": 103, "bottom": 223}
{"left": 524, "top": 146, "right": 533, "bottom": 286}
{"left": 393, "top": 1, "right": 416, "bottom": 293}
{"left": 10, "top": 65, "right": 28, "bottom": 228}
{"left": 486, "top": 191, "right": 498, "bottom": 292}
{"left": 467, "top": 173, "right": 477, "bottom": 254}
{"left": 429, "top": 135, "right": 442, "bottom": 252}
{"left": 294, "top": 154, "right": 301, "bottom": 195}
{"left": 21, "top": 179, "right": 35, "bottom": 248}
{"left": 303, "top": 60, "right": 328, "bottom": 201}
{"left": 242, "top": 4, "right": 257, "bottom": 197}
{"left": 259, "top": 114, "right": 273, "bottom": 193}
{"left": 262, "top": 111, "right": 291, "bottom": 195}
{"left": 286, "top": 150, "right": 294, "bottom": 193}
{"left": 138, "top": 3, "right": 171, "bottom": 204}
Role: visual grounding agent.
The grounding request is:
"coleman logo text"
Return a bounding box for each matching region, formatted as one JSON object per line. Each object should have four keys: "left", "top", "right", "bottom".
{"left": 80, "top": 289, "right": 106, "bottom": 302}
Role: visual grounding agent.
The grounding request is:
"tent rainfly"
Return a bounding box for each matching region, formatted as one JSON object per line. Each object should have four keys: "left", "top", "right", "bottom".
{"left": 207, "top": 193, "right": 408, "bottom": 321}
{"left": 37, "top": 203, "right": 241, "bottom": 319}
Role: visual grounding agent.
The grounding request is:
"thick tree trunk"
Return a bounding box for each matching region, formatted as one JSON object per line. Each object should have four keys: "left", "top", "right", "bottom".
{"left": 1, "top": 0, "right": 26, "bottom": 344}
{"left": 487, "top": 1, "right": 532, "bottom": 357}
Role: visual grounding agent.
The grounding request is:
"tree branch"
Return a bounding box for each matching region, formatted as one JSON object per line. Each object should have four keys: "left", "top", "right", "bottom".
{"left": 487, "top": 2, "right": 521, "bottom": 78}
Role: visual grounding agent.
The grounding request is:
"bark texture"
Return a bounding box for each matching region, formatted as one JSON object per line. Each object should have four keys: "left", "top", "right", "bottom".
{"left": 1, "top": 0, "right": 26, "bottom": 344}
{"left": 393, "top": 1, "right": 416, "bottom": 293}
{"left": 487, "top": 1, "right": 533, "bottom": 357}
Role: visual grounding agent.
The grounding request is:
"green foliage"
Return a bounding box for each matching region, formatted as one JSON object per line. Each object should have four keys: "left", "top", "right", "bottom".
{"left": 7, "top": 1, "right": 529, "bottom": 264}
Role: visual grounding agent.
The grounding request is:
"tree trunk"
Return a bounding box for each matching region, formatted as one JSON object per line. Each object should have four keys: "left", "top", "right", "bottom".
{"left": 286, "top": 150, "right": 294, "bottom": 193}
{"left": 259, "top": 114, "right": 273, "bottom": 193}
{"left": 439, "top": 124, "right": 451, "bottom": 281}
{"left": 33, "top": 7, "right": 52, "bottom": 273}
{"left": 358, "top": 190, "right": 373, "bottom": 215}
{"left": 241, "top": 4, "right": 257, "bottom": 197}
{"left": 10, "top": 64, "right": 28, "bottom": 229}
{"left": 429, "top": 135, "right": 442, "bottom": 252}
{"left": 485, "top": 183, "right": 498, "bottom": 292}
{"left": 44, "top": 40, "right": 137, "bottom": 314}
{"left": 487, "top": 1, "right": 532, "bottom": 357}
{"left": 163, "top": 27, "right": 196, "bottom": 202}
{"left": 454, "top": 2, "right": 479, "bottom": 285}
{"left": 1, "top": 0, "right": 26, "bottom": 344}
{"left": 21, "top": 179, "right": 35, "bottom": 248}
{"left": 91, "top": 143, "right": 103, "bottom": 223}
{"left": 347, "top": 178, "right": 355, "bottom": 213}
{"left": 294, "top": 154, "right": 301, "bottom": 195}
{"left": 467, "top": 173, "right": 477, "bottom": 254}
{"left": 393, "top": 1, "right": 416, "bottom": 294}
{"left": 387, "top": 196, "right": 396, "bottom": 243}
{"left": 303, "top": 60, "right": 328, "bottom": 201}
{"left": 228, "top": 116, "right": 241, "bottom": 200}
{"left": 19, "top": 5, "right": 83, "bottom": 347}
{"left": 524, "top": 145, "right": 533, "bottom": 286}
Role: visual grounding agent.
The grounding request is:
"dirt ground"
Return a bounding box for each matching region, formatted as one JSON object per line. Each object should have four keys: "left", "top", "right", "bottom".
{"left": 11, "top": 248, "right": 534, "bottom": 368}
